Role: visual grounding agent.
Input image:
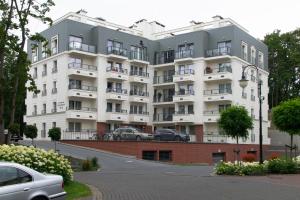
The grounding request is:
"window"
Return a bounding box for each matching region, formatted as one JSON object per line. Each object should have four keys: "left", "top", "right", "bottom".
{"left": 251, "top": 129, "right": 255, "bottom": 142}
{"left": 241, "top": 41, "right": 248, "bottom": 61}
{"left": 42, "top": 64, "right": 47, "bottom": 76}
{"left": 33, "top": 67, "right": 37, "bottom": 79}
{"left": 69, "top": 79, "right": 82, "bottom": 89}
{"left": 218, "top": 63, "right": 232, "bottom": 73}
{"left": 52, "top": 60, "right": 58, "bottom": 73}
{"left": 217, "top": 41, "right": 231, "bottom": 55}
{"left": 251, "top": 70, "right": 255, "bottom": 81}
{"left": 251, "top": 89, "right": 255, "bottom": 101}
{"left": 33, "top": 105, "right": 37, "bottom": 115}
{"left": 32, "top": 46, "right": 38, "bottom": 62}
{"left": 178, "top": 105, "right": 185, "bottom": 114}
{"left": 68, "top": 122, "right": 81, "bottom": 132}
{"left": 251, "top": 108, "right": 255, "bottom": 118}
{"left": 115, "top": 103, "right": 121, "bottom": 112}
{"left": 107, "top": 40, "right": 123, "bottom": 55}
{"left": 0, "top": 167, "right": 32, "bottom": 186}
{"left": 69, "top": 100, "right": 82, "bottom": 110}
{"left": 219, "top": 83, "right": 231, "bottom": 94}
{"left": 130, "top": 45, "right": 147, "bottom": 60}
{"left": 42, "top": 104, "right": 46, "bottom": 114}
{"left": 251, "top": 46, "right": 256, "bottom": 64}
{"left": 52, "top": 81, "right": 57, "bottom": 94}
{"left": 51, "top": 35, "right": 58, "bottom": 55}
{"left": 52, "top": 122, "right": 56, "bottom": 128}
{"left": 258, "top": 51, "right": 264, "bottom": 68}
{"left": 188, "top": 105, "right": 194, "bottom": 114}
{"left": 42, "top": 41, "right": 47, "bottom": 58}
{"left": 52, "top": 102, "right": 57, "bottom": 113}
{"left": 42, "top": 123, "right": 46, "bottom": 138}
{"left": 42, "top": 84, "right": 47, "bottom": 96}
{"left": 69, "top": 36, "right": 82, "bottom": 49}
{"left": 106, "top": 102, "right": 112, "bottom": 112}
{"left": 219, "top": 104, "right": 231, "bottom": 112}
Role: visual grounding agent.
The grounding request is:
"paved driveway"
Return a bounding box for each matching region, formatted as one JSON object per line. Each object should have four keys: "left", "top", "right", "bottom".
{"left": 22, "top": 141, "right": 300, "bottom": 200}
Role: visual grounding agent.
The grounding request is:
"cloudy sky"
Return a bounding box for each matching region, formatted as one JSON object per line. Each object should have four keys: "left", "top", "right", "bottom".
{"left": 31, "top": 0, "right": 299, "bottom": 39}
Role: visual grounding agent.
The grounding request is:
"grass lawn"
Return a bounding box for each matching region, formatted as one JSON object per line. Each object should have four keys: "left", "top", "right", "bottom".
{"left": 64, "top": 181, "right": 92, "bottom": 200}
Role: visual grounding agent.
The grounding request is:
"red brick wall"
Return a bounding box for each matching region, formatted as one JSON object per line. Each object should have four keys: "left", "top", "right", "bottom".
{"left": 97, "top": 122, "right": 107, "bottom": 138}
{"left": 62, "top": 140, "right": 269, "bottom": 165}
{"left": 195, "top": 125, "right": 204, "bottom": 143}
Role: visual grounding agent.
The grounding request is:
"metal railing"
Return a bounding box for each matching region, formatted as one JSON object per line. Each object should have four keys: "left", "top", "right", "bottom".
{"left": 129, "top": 70, "right": 149, "bottom": 77}
{"left": 175, "top": 69, "right": 194, "bottom": 75}
{"left": 68, "top": 63, "right": 97, "bottom": 71}
{"left": 153, "top": 95, "right": 173, "bottom": 103}
{"left": 129, "top": 51, "right": 148, "bottom": 61}
{"left": 69, "top": 41, "right": 96, "bottom": 53}
{"left": 175, "top": 49, "right": 194, "bottom": 59}
{"left": 175, "top": 90, "right": 195, "bottom": 96}
{"left": 107, "top": 46, "right": 127, "bottom": 57}
{"left": 62, "top": 130, "right": 98, "bottom": 140}
{"left": 153, "top": 76, "right": 173, "bottom": 84}
{"left": 203, "top": 134, "right": 228, "bottom": 143}
{"left": 203, "top": 89, "right": 232, "bottom": 95}
{"left": 68, "top": 84, "right": 97, "bottom": 91}
{"left": 106, "top": 88, "right": 128, "bottom": 94}
{"left": 67, "top": 107, "right": 97, "bottom": 112}
{"left": 106, "top": 67, "right": 127, "bottom": 74}
{"left": 153, "top": 113, "right": 173, "bottom": 122}
{"left": 203, "top": 110, "right": 219, "bottom": 115}
{"left": 174, "top": 111, "right": 194, "bottom": 115}
{"left": 106, "top": 109, "right": 127, "bottom": 113}
{"left": 205, "top": 47, "right": 231, "bottom": 57}
{"left": 155, "top": 51, "right": 175, "bottom": 64}
{"left": 129, "top": 111, "right": 149, "bottom": 115}
{"left": 204, "top": 65, "right": 232, "bottom": 74}
{"left": 129, "top": 90, "right": 149, "bottom": 96}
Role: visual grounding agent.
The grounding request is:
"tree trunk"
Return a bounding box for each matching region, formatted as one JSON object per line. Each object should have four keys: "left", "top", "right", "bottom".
{"left": 290, "top": 134, "right": 294, "bottom": 159}
{"left": 9, "top": 77, "right": 19, "bottom": 126}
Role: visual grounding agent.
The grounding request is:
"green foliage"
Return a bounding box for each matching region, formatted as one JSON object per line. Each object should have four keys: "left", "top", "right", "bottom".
{"left": 266, "top": 159, "right": 298, "bottom": 174}
{"left": 24, "top": 125, "right": 37, "bottom": 140}
{"left": 8, "top": 123, "right": 20, "bottom": 135}
{"left": 48, "top": 127, "right": 61, "bottom": 141}
{"left": 218, "top": 106, "right": 253, "bottom": 142}
{"left": 264, "top": 30, "right": 300, "bottom": 108}
{"left": 272, "top": 98, "right": 300, "bottom": 135}
{"left": 0, "top": 145, "right": 73, "bottom": 183}
{"left": 81, "top": 157, "right": 99, "bottom": 171}
{"left": 64, "top": 181, "right": 92, "bottom": 200}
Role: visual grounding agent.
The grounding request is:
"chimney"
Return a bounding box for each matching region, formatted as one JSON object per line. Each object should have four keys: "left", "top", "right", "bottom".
{"left": 76, "top": 9, "right": 88, "bottom": 15}
{"left": 212, "top": 15, "right": 223, "bottom": 21}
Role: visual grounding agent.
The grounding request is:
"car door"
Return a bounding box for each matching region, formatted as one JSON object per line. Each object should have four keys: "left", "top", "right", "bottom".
{"left": 165, "top": 130, "right": 175, "bottom": 141}
{"left": 159, "top": 130, "right": 168, "bottom": 141}
{"left": 0, "top": 166, "right": 33, "bottom": 200}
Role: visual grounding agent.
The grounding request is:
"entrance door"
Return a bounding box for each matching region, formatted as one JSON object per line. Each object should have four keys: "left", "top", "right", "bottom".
{"left": 212, "top": 152, "right": 225, "bottom": 164}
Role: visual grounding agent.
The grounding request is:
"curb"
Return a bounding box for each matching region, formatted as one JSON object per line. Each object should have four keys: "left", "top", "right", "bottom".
{"left": 58, "top": 142, "right": 136, "bottom": 159}
{"left": 77, "top": 184, "right": 103, "bottom": 200}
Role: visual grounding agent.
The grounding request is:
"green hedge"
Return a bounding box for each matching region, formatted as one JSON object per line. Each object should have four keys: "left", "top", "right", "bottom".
{"left": 0, "top": 144, "right": 73, "bottom": 183}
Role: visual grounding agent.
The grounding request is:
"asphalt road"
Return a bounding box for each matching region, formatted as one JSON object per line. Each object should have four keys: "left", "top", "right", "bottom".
{"left": 21, "top": 141, "right": 300, "bottom": 200}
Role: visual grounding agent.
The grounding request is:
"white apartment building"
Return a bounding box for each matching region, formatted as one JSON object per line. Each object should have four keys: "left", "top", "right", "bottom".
{"left": 24, "top": 11, "right": 270, "bottom": 144}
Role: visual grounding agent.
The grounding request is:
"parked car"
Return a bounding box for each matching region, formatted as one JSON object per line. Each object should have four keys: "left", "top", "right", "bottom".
{"left": 112, "top": 127, "right": 153, "bottom": 141}
{"left": 0, "top": 162, "right": 66, "bottom": 200}
{"left": 10, "top": 134, "right": 23, "bottom": 142}
{"left": 154, "top": 129, "right": 190, "bottom": 142}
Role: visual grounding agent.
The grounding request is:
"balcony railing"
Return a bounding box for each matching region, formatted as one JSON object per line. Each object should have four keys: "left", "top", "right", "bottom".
{"left": 206, "top": 47, "right": 231, "bottom": 57}
{"left": 175, "top": 90, "right": 195, "bottom": 96}
{"left": 174, "top": 111, "right": 194, "bottom": 115}
{"left": 52, "top": 88, "right": 57, "bottom": 94}
{"left": 203, "top": 134, "right": 228, "bottom": 143}
{"left": 106, "top": 88, "right": 128, "bottom": 94}
{"left": 175, "top": 69, "right": 194, "bottom": 75}
{"left": 41, "top": 90, "right": 47, "bottom": 96}
{"left": 129, "top": 90, "right": 149, "bottom": 96}
{"left": 175, "top": 49, "right": 194, "bottom": 59}
{"left": 153, "top": 96, "right": 173, "bottom": 103}
{"left": 106, "top": 109, "right": 127, "bottom": 113}
{"left": 68, "top": 63, "right": 97, "bottom": 71}
{"left": 153, "top": 76, "right": 173, "bottom": 84}
{"left": 153, "top": 113, "right": 173, "bottom": 122}
{"left": 107, "top": 46, "right": 127, "bottom": 57}
{"left": 129, "top": 70, "right": 149, "bottom": 77}
{"left": 62, "top": 130, "right": 98, "bottom": 140}
{"left": 129, "top": 51, "right": 148, "bottom": 61}
{"left": 69, "top": 41, "right": 96, "bottom": 53}
{"left": 68, "top": 84, "right": 97, "bottom": 91}
{"left": 67, "top": 107, "right": 97, "bottom": 112}
{"left": 32, "top": 111, "right": 37, "bottom": 116}
{"left": 204, "top": 65, "right": 232, "bottom": 74}
{"left": 203, "top": 89, "right": 232, "bottom": 95}
{"left": 203, "top": 110, "right": 219, "bottom": 115}
{"left": 106, "top": 67, "right": 127, "bottom": 74}
{"left": 154, "top": 51, "right": 175, "bottom": 65}
{"left": 129, "top": 111, "right": 149, "bottom": 115}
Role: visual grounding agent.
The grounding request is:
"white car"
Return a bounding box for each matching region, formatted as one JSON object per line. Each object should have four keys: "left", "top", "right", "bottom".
{"left": 0, "top": 162, "right": 66, "bottom": 200}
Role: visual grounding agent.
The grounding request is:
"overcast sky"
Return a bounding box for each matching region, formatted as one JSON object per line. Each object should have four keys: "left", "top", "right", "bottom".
{"left": 31, "top": 0, "right": 299, "bottom": 40}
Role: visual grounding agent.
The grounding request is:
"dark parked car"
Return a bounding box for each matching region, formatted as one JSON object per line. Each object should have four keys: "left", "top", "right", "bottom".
{"left": 154, "top": 129, "right": 190, "bottom": 142}
{"left": 10, "top": 134, "right": 23, "bottom": 142}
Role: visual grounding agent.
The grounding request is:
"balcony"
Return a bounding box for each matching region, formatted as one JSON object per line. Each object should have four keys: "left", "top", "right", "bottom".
{"left": 69, "top": 41, "right": 96, "bottom": 55}
{"left": 153, "top": 76, "right": 174, "bottom": 86}
{"left": 173, "top": 112, "right": 195, "bottom": 123}
{"left": 106, "top": 109, "right": 128, "bottom": 121}
{"left": 129, "top": 90, "right": 149, "bottom": 103}
{"left": 68, "top": 63, "right": 97, "bottom": 78}
{"left": 203, "top": 133, "right": 228, "bottom": 143}
{"left": 129, "top": 51, "right": 149, "bottom": 64}
{"left": 205, "top": 47, "right": 231, "bottom": 58}
{"left": 154, "top": 51, "right": 175, "bottom": 65}
{"left": 153, "top": 96, "right": 174, "bottom": 105}
{"left": 173, "top": 69, "right": 195, "bottom": 82}
{"left": 63, "top": 129, "right": 98, "bottom": 140}
{"left": 203, "top": 110, "right": 220, "bottom": 123}
{"left": 68, "top": 85, "right": 97, "bottom": 99}
{"left": 203, "top": 89, "right": 233, "bottom": 102}
{"left": 107, "top": 46, "right": 128, "bottom": 60}
{"left": 66, "top": 107, "right": 97, "bottom": 120}
{"left": 204, "top": 66, "right": 233, "bottom": 82}
{"left": 175, "top": 50, "right": 194, "bottom": 63}
{"left": 129, "top": 111, "right": 150, "bottom": 123}
{"left": 153, "top": 113, "right": 173, "bottom": 123}
{"left": 129, "top": 71, "right": 150, "bottom": 83}
{"left": 106, "top": 88, "right": 128, "bottom": 101}
{"left": 106, "top": 67, "right": 128, "bottom": 81}
{"left": 173, "top": 90, "right": 195, "bottom": 102}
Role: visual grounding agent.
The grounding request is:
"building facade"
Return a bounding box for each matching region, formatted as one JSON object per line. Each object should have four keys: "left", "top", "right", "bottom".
{"left": 24, "top": 11, "right": 270, "bottom": 144}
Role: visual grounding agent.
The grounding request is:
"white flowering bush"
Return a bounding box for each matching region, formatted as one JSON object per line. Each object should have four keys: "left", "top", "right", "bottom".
{"left": 0, "top": 145, "right": 73, "bottom": 183}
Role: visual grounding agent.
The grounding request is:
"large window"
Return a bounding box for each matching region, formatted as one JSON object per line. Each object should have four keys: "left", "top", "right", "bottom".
{"left": 241, "top": 41, "right": 248, "bottom": 61}
{"left": 251, "top": 46, "right": 256, "bottom": 64}
{"left": 51, "top": 35, "right": 58, "bottom": 55}
{"left": 0, "top": 167, "right": 32, "bottom": 187}
{"left": 217, "top": 41, "right": 231, "bottom": 55}
{"left": 32, "top": 46, "right": 38, "bottom": 62}
{"left": 130, "top": 45, "right": 147, "bottom": 60}
{"left": 258, "top": 51, "right": 264, "bottom": 68}
{"left": 42, "top": 41, "right": 47, "bottom": 58}
{"left": 69, "top": 36, "right": 82, "bottom": 49}
{"left": 219, "top": 83, "right": 231, "bottom": 94}
{"left": 69, "top": 100, "right": 82, "bottom": 110}
{"left": 68, "top": 122, "right": 81, "bottom": 132}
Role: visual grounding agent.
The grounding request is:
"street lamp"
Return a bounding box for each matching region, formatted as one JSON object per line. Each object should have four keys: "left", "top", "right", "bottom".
{"left": 239, "top": 64, "right": 264, "bottom": 164}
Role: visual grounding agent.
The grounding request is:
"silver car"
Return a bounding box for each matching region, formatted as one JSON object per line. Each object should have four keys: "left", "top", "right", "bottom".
{"left": 112, "top": 127, "right": 154, "bottom": 141}
{"left": 0, "top": 162, "right": 66, "bottom": 200}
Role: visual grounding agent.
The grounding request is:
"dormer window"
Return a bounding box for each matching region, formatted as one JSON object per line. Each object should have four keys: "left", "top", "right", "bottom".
{"left": 42, "top": 42, "right": 47, "bottom": 58}
{"left": 241, "top": 41, "right": 248, "bottom": 61}
{"left": 32, "top": 47, "right": 38, "bottom": 62}
{"left": 251, "top": 46, "right": 256, "bottom": 65}
{"left": 51, "top": 35, "right": 58, "bottom": 55}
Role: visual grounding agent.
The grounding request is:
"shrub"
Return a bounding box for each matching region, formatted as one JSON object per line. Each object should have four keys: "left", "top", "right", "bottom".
{"left": 215, "top": 161, "right": 265, "bottom": 176}
{"left": 8, "top": 123, "right": 20, "bottom": 136}
{"left": 266, "top": 159, "right": 298, "bottom": 174}
{"left": 269, "top": 152, "right": 280, "bottom": 160}
{"left": 0, "top": 144, "right": 73, "bottom": 183}
{"left": 91, "top": 157, "right": 99, "bottom": 168}
{"left": 48, "top": 127, "right": 61, "bottom": 141}
{"left": 242, "top": 154, "right": 256, "bottom": 162}
{"left": 24, "top": 125, "right": 38, "bottom": 144}
{"left": 82, "top": 159, "right": 92, "bottom": 171}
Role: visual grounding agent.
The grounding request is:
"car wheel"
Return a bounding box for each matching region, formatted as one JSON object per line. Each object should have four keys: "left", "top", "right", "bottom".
{"left": 116, "top": 136, "right": 121, "bottom": 141}
{"left": 175, "top": 136, "right": 181, "bottom": 141}
{"left": 32, "top": 196, "right": 48, "bottom": 200}
{"left": 136, "top": 136, "right": 142, "bottom": 141}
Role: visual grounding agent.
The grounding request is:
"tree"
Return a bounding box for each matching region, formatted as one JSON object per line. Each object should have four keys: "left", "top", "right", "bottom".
{"left": 48, "top": 127, "right": 61, "bottom": 151}
{"left": 218, "top": 106, "right": 253, "bottom": 162}
{"left": 272, "top": 98, "right": 300, "bottom": 158}
{"left": 24, "top": 124, "right": 37, "bottom": 145}
{"left": 264, "top": 29, "right": 300, "bottom": 109}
